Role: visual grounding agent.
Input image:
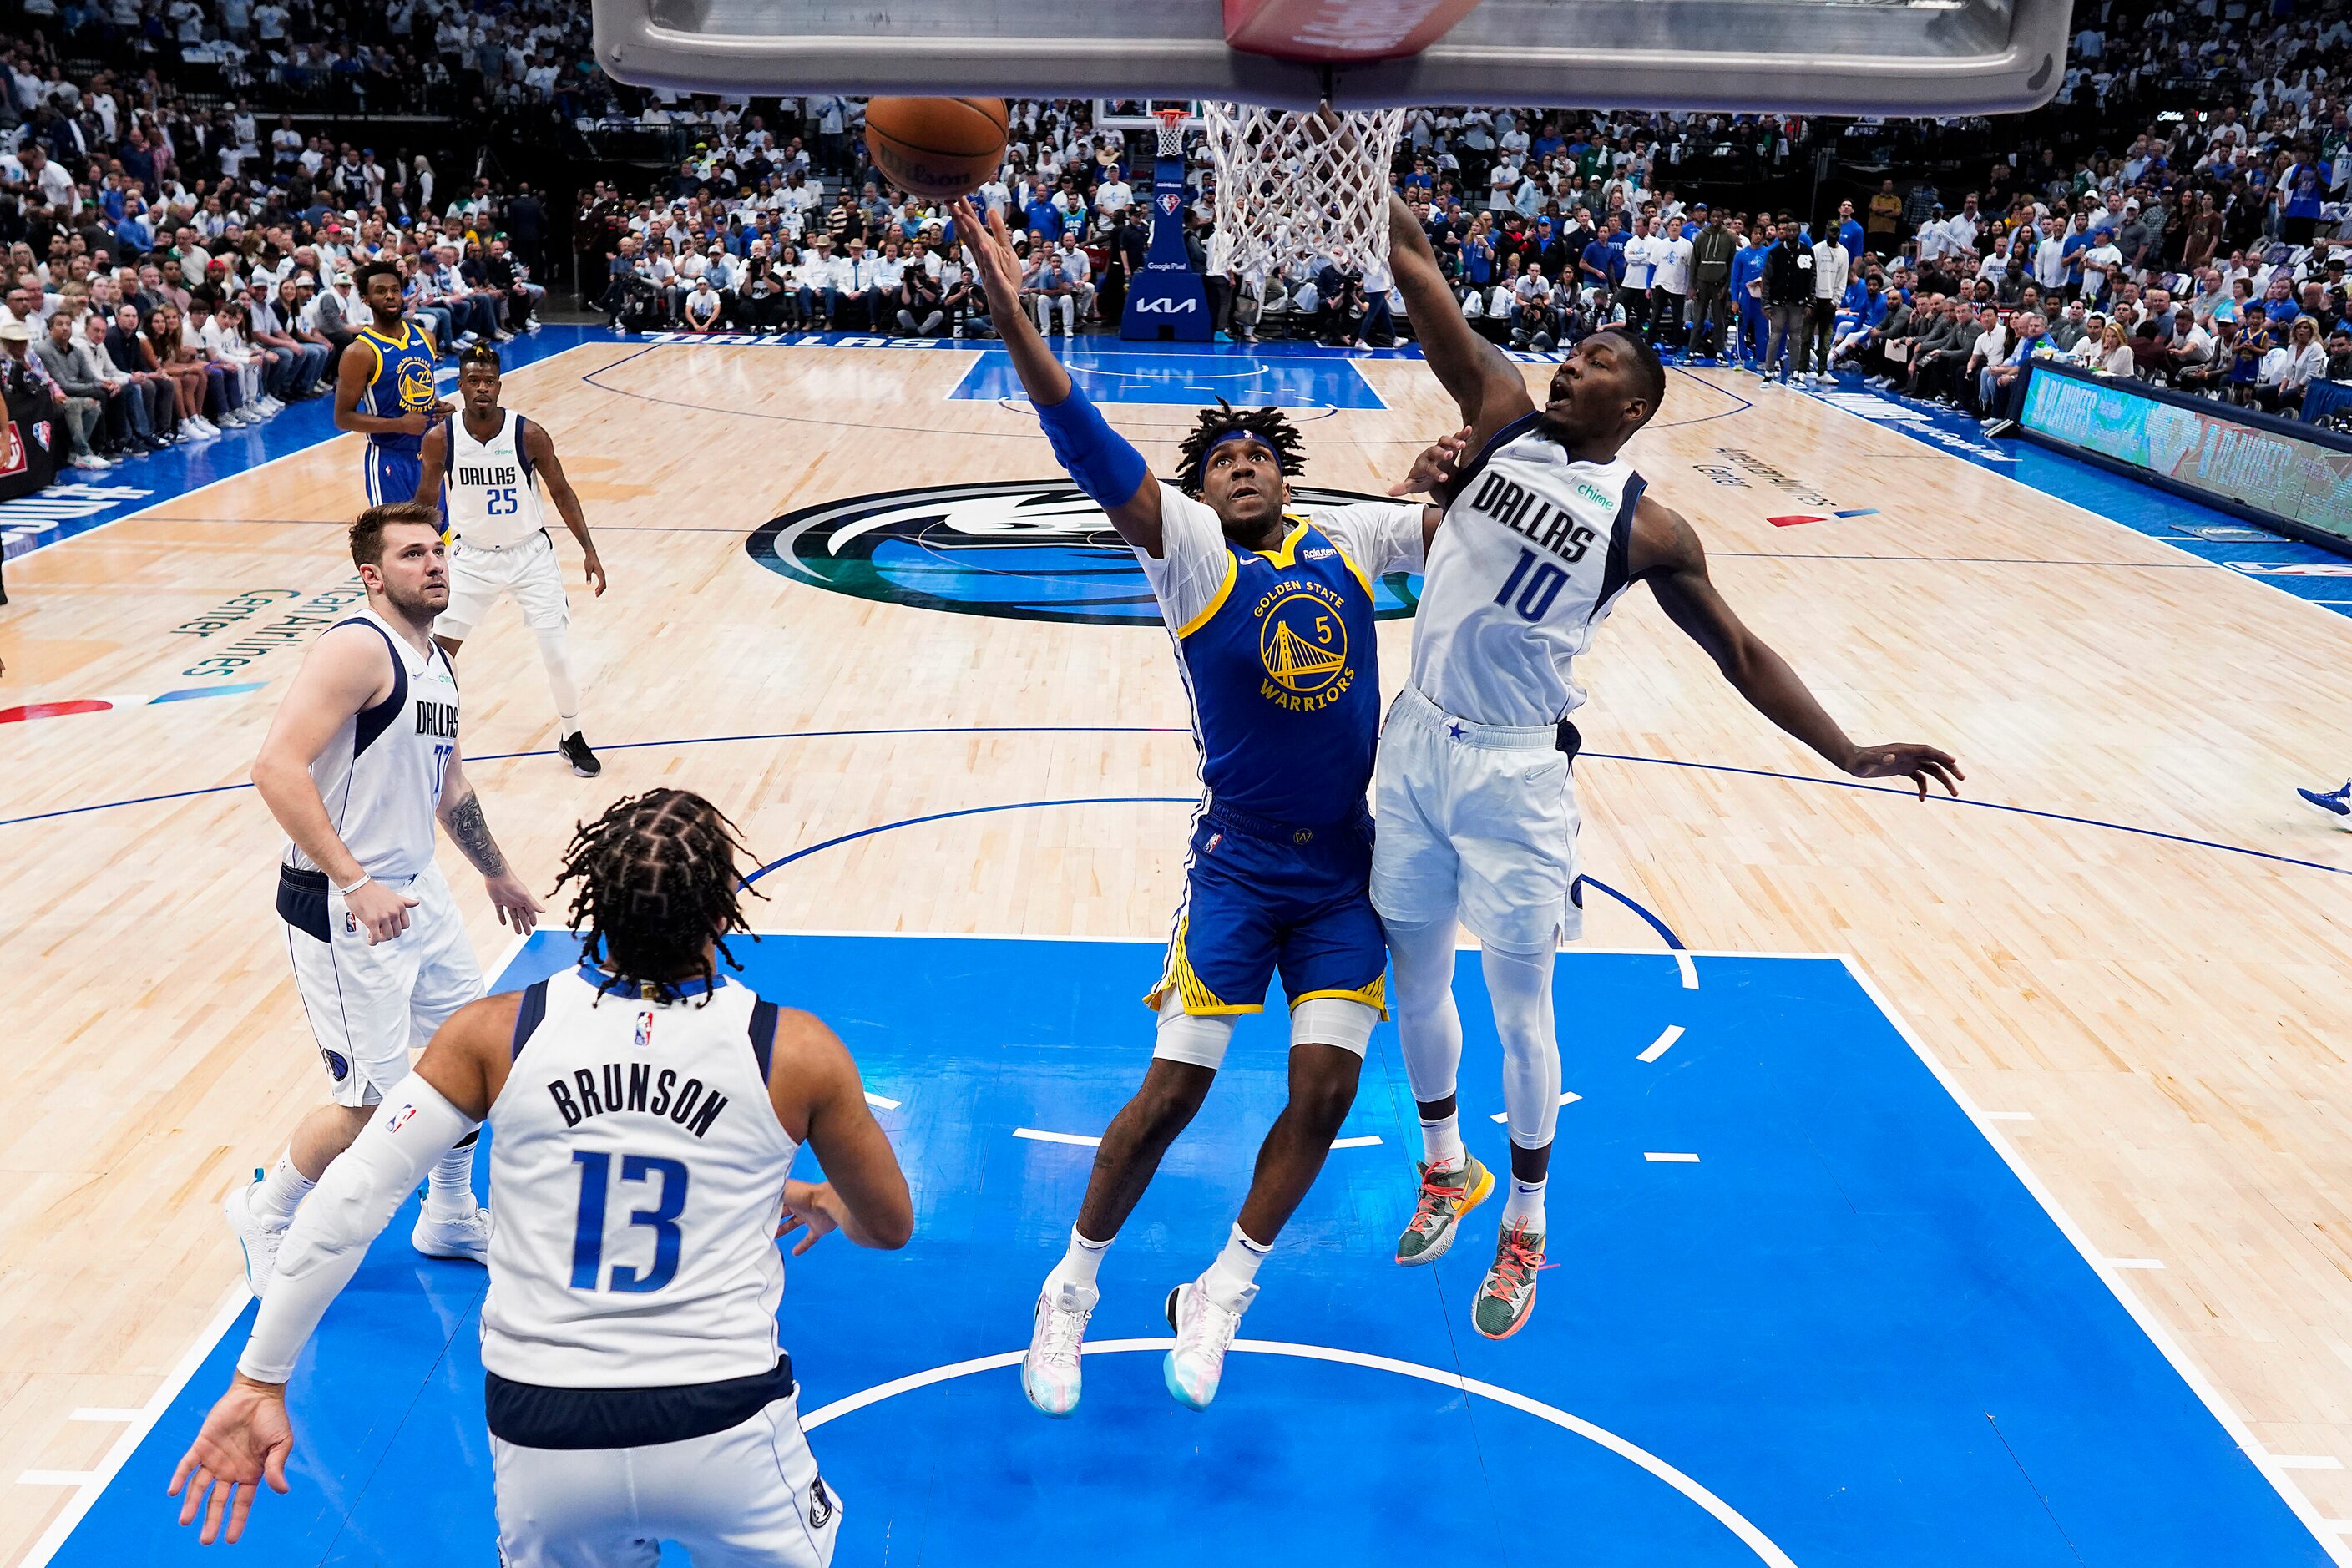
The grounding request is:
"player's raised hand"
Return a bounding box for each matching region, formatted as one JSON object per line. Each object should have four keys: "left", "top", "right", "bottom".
{"left": 1845, "top": 742, "right": 1965, "bottom": 800}
{"left": 168, "top": 1374, "right": 293, "bottom": 1545}
{"left": 1389, "top": 425, "right": 1474, "bottom": 497}
{"left": 949, "top": 198, "right": 1023, "bottom": 311}
{"left": 485, "top": 872, "right": 544, "bottom": 933}
{"left": 777, "top": 1180, "right": 846, "bottom": 1255}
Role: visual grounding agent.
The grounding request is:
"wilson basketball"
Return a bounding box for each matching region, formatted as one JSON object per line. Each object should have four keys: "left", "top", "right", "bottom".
{"left": 863, "top": 97, "right": 1009, "bottom": 200}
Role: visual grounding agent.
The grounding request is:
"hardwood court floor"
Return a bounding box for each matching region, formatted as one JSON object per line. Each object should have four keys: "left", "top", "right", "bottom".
{"left": 2, "top": 336, "right": 2349, "bottom": 1560}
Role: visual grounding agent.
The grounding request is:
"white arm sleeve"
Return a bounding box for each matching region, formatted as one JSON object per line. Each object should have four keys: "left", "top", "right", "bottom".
{"left": 235, "top": 1076, "right": 478, "bottom": 1383}
{"left": 1319, "top": 501, "right": 1430, "bottom": 579}
{"left": 1134, "top": 485, "right": 1237, "bottom": 632}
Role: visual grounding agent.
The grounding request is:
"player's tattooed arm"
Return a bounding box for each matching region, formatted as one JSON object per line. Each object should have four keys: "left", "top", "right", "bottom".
{"left": 1635, "top": 498, "right": 1964, "bottom": 800}
{"left": 437, "top": 753, "right": 545, "bottom": 930}
{"left": 441, "top": 789, "right": 508, "bottom": 876}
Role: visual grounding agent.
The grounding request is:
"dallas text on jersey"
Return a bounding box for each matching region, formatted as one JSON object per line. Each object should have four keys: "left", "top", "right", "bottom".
{"left": 415, "top": 697, "right": 458, "bottom": 739}
{"left": 456, "top": 461, "right": 522, "bottom": 489}
{"left": 1462, "top": 469, "right": 1603, "bottom": 564}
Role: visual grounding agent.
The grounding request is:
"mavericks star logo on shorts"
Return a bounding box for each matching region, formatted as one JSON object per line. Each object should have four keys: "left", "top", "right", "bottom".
{"left": 748, "top": 480, "right": 1423, "bottom": 626}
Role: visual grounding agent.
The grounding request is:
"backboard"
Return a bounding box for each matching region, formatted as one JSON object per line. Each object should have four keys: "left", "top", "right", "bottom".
{"left": 591, "top": 0, "right": 2075, "bottom": 118}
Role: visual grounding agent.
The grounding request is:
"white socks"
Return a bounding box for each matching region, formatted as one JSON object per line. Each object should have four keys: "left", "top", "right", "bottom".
{"left": 1502, "top": 1176, "right": 1548, "bottom": 1235}
{"left": 255, "top": 1151, "right": 315, "bottom": 1221}
{"left": 1419, "top": 1108, "right": 1465, "bottom": 1172}
{"left": 1202, "top": 1223, "right": 1270, "bottom": 1312}
{"left": 1044, "top": 1227, "right": 1110, "bottom": 1304}
{"left": 426, "top": 1133, "right": 480, "bottom": 1219}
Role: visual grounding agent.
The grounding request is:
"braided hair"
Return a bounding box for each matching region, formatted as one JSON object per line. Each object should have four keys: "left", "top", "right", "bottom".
{"left": 553, "top": 789, "right": 762, "bottom": 1005}
{"left": 1172, "top": 399, "right": 1308, "bottom": 496}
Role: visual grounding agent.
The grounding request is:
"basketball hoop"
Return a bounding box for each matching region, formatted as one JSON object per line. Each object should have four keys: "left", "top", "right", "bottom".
{"left": 1198, "top": 102, "right": 1404, "bottom": 286}
{"left": 1152, "top": 107, "right": 1191, "bottom": 160}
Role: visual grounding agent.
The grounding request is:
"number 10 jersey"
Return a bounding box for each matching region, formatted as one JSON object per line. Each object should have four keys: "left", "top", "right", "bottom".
{"left": 483, "top": 965, "right": 799, "bottom": 1389}
{"left": 1409, "top": 411, "right": 1646, "bottom": 727}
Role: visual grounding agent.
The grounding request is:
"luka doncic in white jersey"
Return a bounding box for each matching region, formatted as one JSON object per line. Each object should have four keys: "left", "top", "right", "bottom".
{"left": 483, "top": 963, "right": 799, "bottom": 1391}
{"left": 281, "top": 605, "right": 461, "bottom": 882}
{"left": 443, "top": 409, "right": 547, "bottom": 550}
{"left": 1413, "top": 411, "right": 1646, "bottom": 727}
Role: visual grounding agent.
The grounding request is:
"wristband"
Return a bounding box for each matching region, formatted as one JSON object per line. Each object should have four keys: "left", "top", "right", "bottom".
{"left": 337, "top": 873, "right": 373, "bottom": 897}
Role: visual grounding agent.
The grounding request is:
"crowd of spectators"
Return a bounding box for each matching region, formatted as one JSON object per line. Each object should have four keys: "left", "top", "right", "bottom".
{"left": 8, "top": 0, "right": 2352, "bottom": 484}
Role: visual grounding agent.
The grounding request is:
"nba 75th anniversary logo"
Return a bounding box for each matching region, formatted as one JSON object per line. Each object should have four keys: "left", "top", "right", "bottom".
{"left": 747, "top": 479, "right": 1422, "bottom": 627}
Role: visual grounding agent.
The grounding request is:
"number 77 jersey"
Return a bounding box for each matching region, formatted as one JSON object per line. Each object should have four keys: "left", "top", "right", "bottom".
{"left": 482, "top": 964, "right": 802, "bottom": 1389}
{"left": 1409, "top": 411, "right": 1646, "bottom": 728}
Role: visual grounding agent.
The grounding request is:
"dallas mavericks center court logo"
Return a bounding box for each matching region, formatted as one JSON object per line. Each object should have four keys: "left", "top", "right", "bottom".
{"left": 748, "top": 479, "right": 1422, "bottom": 626}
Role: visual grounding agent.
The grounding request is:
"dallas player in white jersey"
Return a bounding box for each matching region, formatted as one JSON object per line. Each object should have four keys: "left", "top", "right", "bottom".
{"left": 171, "top": 788, "right": 913, "bottom": 1565}
{"left": 1379, "top": 195, "right": 1965, "bottom": 1339}
{"left": 418, "top": 344, "right": 610, "bottom": 778}
{"left": 226, "top": 502, "right": 544, "bottom": 1296}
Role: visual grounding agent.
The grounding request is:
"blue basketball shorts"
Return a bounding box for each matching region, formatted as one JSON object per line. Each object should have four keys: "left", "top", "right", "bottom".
{"left": 1146, "top": 800, "right": 1387, "bottom": 1020}
{"left": 364, "top": 443, "right": 422, "bottom": 509}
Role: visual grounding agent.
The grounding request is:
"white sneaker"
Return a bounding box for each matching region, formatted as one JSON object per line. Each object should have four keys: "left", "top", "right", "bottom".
{"left": 225, "top": 1176, "right": 290, "bottom": 1298}
{"left": 190, "top": 416, "right": 219, "bottom": 436}
{"left": 258, "top": 395, "right": 284, "bottom": 413}
{"left": 1022, "top": 1280, "right": 1095, "bottom": 1418}
{"left": 412, "top": 1203, "right": 492, "bottom": 1262}
{"left": 1163, "top": 1276, "right": 1251, "bottom": 1410}
{"left": 69, "top": 453, "right": 114, "bottom": 469}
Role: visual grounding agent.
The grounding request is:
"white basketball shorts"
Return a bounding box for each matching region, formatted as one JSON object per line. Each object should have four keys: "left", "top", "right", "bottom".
{"left": 437, "top": 529, "right": 568, "bottom": 642}
{"left": 1370, "top": 686, "right": 1583, "bottom": 951}
{"left": 283, "top": 863, "right": 483, "bottom": 1107}
{"left": 491, "top": 1392, "right": 842, "bottom": 1568}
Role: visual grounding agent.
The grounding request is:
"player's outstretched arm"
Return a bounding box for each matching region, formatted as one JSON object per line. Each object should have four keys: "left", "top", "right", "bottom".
{"left": 169, "top": 998, "right": 512, "bottom": 1545}
{"left": 771, "top": 1008, "right": 913, "bottom": 1253}
{"left": 1385, "top": 194, "right": 1535, "bottom": 440}
{"left": 949, "top": 197, "right": 1164, "bottom": 554}
{"left": 1634, "top": 498, "right": 1965, "bottom": 800}
{"left": 253, "top": 626, "right": 421, "bottom": 943}
{"left": 436, "top": 753, "right": 544, "bottom": 932}
{"left": 524, "top": 421, "right": 607, "bottom": 595}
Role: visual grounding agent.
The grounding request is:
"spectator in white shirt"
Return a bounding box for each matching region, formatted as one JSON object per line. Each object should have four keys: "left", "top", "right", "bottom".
{"left": 1651, "top": 224, "right": 1693, "bottom": 352}
{"left": 2258, "top": 316, "right": 2329, "bottom": 413}
{"left": 1805, "top": 230, "right": 1850, "bottom": 383}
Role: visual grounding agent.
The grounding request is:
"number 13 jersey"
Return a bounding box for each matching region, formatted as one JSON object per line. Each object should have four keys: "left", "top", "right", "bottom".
{"left": 1410, "top": 412, "right": 1646, "bottom": 726}
{"left": 482, "top": 965, "right": 799, "bottom": 1389}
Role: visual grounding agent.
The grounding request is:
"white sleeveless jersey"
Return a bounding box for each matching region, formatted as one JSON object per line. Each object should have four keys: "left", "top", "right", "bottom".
{"left": 282, "top": 607, "right": 459, "bottom": 881}
{"left": 1409, "top": 412, "right": 1646, "bottom": 726}
{"left": 481, "top": 967, "right": 800, "bottom": 1388}
{"left": 442, "top": 410, "right": 546, "bottom": 550}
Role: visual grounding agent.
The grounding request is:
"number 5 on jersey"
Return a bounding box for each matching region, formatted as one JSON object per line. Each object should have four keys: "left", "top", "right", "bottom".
{"left": 570, "top": 1150, "right": 689, "bottom": 1292}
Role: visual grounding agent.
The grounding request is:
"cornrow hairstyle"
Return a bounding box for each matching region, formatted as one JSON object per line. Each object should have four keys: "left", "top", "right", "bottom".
{"left": 1172, "top": 398, "right": 1308, "bottom": 497}
{"left": 552, "top": 789, "right": 764, "bottom": 1006}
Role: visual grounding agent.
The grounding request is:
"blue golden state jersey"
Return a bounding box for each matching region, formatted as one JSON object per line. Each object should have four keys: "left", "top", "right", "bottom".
{"left": 355, "top": 321, "right": 438, "bottom": 455}
{"left": 1139, "top": 488, "right": 1427, "bottom": 829}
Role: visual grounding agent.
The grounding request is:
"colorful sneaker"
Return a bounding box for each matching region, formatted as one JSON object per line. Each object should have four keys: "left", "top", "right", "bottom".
{"left": 412, "top": 1203, "right": 493, "bottom": 1262}
{"left": 1163, "top": 1277, "right": 1251, "bottom": 1410}
{"left": 1395, "top": 1156, "right": 1494, "bottom": 1267}
{"left": 224, "top": 1171, "right": 289, "bottom": 1298}
{"left": 2297, "top": 781, "right": 2352, "bottom": 819}
{"left": 1022, "top": 1281, "right": 1095, "bottom": 1418}
{"left": 1471, "top": 1220, "right": 1545, "bottom": 1341}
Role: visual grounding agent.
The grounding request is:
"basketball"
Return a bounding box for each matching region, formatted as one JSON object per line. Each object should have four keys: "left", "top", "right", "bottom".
{"left": 863, "top": 96, "right": 1009, "bottom": 199}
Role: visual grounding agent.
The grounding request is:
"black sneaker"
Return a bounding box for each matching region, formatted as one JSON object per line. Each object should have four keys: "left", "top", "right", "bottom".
{"left": 559, "top": 732, "right": 602, "bottom": 777}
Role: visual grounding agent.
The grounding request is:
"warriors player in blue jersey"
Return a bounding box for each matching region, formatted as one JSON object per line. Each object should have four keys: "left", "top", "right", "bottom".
{"left": 955, "top": 199, "right": 1439, "bottom": 1414}
{"left": 335, "top": 260, "right": 452, "bottom": 508}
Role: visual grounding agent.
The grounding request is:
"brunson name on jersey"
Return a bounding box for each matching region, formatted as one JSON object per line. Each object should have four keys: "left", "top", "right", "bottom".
{"left": 548, "top": 1064, "right": 730, "bottom": 1138}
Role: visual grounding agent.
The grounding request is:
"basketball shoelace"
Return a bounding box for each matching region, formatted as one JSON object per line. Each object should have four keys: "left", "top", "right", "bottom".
{"left": 1037, "top": 1295, "right": 1091, "bottom": 1369}
{"left": 1177, "top": 1287, "right": 1244, "bottom": 1378}
{"left": 1483, "top": 1222, "right": 1544, "bottom": 1301}
{"left": 1408, "top": 1165, "right": 1472, "bottom": 1237}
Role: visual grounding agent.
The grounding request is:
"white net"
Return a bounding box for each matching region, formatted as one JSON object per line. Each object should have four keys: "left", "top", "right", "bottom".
{"left": 1198, "top": 102, "right": 1405, "bottom": 286}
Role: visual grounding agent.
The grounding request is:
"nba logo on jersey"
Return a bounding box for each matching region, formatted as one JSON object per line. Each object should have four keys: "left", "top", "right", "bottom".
{"left": 634, "top": 1010, "right": 655, "bottom": 1049}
